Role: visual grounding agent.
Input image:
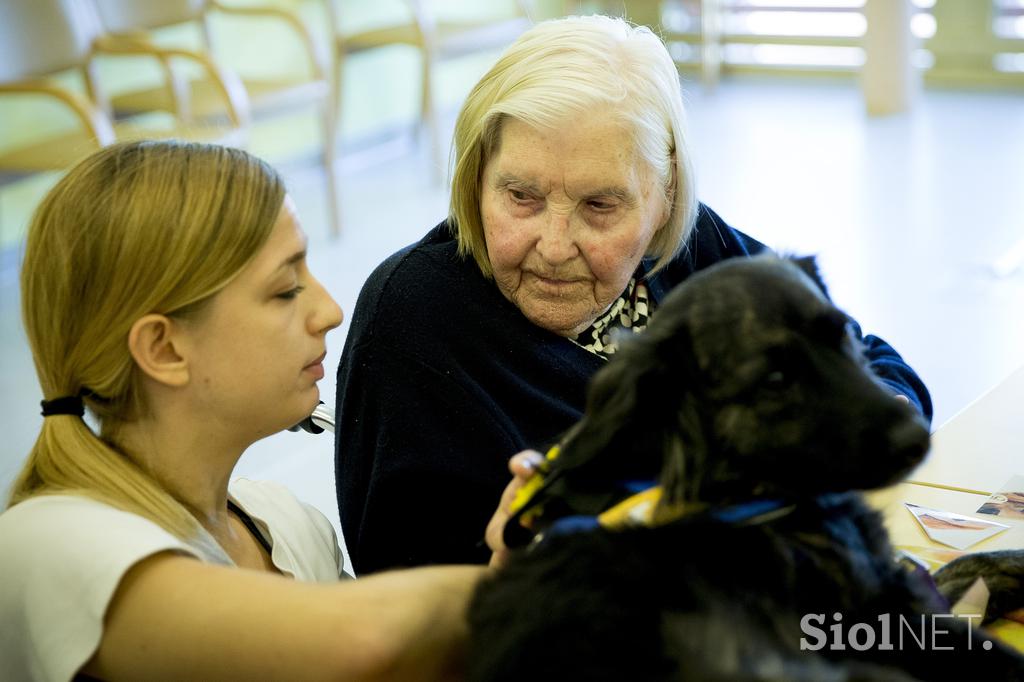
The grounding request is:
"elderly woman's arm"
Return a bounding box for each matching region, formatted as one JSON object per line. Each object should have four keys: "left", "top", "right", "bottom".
{"left": 335, "top": 333, "right": 526, "bottom": 572}
{"left": 83, "top": 555, "right": 484, "bottom": 681}
{"left": 333, "top": 234, "right": 597, "bottom": 574}
{"left": 854, "top": 323, "right": 933, "bottom": 423}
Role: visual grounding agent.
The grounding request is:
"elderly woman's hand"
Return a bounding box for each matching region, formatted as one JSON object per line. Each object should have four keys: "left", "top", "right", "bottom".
{"left": 486, "top": 450, "right": 545, "bottom": 568}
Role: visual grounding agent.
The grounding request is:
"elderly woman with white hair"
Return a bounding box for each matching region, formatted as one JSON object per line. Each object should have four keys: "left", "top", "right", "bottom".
{"left": 334, "top": 15, "right": 932, "bottom": 575}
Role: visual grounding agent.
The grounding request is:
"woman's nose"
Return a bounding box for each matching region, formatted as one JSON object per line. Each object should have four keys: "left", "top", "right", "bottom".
{"left": 535, "top": 211, "right": 578, "bottom": 264}
{"left": 309, "top": 278, "right": 343, "bottom": 335}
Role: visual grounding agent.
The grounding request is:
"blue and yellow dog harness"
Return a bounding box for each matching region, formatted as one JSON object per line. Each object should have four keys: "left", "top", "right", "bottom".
{"left": 505, "top": 445, "right": 796, "bottom": 548}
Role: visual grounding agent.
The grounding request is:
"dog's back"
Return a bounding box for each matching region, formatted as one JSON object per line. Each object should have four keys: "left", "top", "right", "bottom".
{"left": 471, "top": 494, "right": 957, "bottom": 681}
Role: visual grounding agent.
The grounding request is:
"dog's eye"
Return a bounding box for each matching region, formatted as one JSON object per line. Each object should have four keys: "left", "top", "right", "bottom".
{"left": 765, "top": 370, "right": 787, "bottom": 387}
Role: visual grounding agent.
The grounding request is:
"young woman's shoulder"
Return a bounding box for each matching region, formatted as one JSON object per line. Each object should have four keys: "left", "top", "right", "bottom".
{"left": 0, "top": 494, "right": 202, "bottom": 569}
{"left": 0, "top": 495, "right": 203, "bottom": 682}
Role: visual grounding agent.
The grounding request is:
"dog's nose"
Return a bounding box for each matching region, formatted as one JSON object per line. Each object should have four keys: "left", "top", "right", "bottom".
{"left": 888, "top": 418, "right": 930, "bottom": 462}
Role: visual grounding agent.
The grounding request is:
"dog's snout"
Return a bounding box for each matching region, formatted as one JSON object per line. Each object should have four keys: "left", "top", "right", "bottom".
{"left": 888, "top": 417, "right": 930, "bottom": 463}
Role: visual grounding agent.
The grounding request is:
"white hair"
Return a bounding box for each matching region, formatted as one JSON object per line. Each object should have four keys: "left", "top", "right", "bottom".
{"left": 450, "top": 14, "right": 697, "bottom": 277}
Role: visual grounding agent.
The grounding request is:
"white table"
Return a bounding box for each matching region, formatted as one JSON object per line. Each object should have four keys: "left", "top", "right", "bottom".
{"left": 868, "top": 483, "right": 1024, "bottom": 563}
{"left": 868, "top": 365, "right": 1024, "bottom": 562}
{"left": 908, "top": 363, "right": 1024, "bottom": 495}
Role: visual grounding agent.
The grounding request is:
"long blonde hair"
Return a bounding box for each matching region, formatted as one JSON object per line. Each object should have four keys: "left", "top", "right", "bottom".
{"left": 11, "top": 141, "right": 285, "bottom": 543}
{"left": 450, "top": 15, "right": 697, "bottom": 278}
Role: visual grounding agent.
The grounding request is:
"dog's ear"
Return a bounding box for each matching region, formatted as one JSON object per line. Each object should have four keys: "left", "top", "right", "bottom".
{"left": 657, "top": 390, "right": 707, "bottom": 507}
{"left": 787, "top": 254, "right": 831, "bottom": 300}
{"left": 557, "top": 323, "right": 703, "bottom": 494}
{"left": 557, "top": 347, "right": 666, "bottom": 481}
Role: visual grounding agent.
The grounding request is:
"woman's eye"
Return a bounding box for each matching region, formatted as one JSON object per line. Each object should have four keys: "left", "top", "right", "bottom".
{"left": 509, "top": 189, "right": 532, "bottom": 202}
{"left": 276, "top": 285, "right": 306, "bottom": 300}
{"left": 587, "top": 199, "right": 616, "bottom": 211}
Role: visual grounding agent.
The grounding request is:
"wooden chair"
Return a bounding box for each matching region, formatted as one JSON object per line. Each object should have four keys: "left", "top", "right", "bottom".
{"left": 91, "top": 0, "right": 341, "bottom": 235}
{"left": 327, "top": 0, "right": 534, "bottom": 180}
{"left": 0, "top": 0, "right": 115, "bottom": 175}
{"left": 0, "top": 0, "right": 247, "bottom": 231}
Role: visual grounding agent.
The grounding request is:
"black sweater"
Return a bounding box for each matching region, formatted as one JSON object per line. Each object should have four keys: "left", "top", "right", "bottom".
{"left": 334, "top": 205, "right": 932, "bottom": 574}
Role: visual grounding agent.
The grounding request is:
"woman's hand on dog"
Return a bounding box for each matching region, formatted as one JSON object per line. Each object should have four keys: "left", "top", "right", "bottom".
{"left": 487, "top": 450, "right": 545, "bottom": 568}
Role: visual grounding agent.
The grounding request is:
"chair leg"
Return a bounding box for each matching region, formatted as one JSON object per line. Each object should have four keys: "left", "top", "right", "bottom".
{"left": 419, "top": 50, "right": 444, "bottom": 185}
{"left": 332, "top": 46, "right": 347, "bottom": 150}
{"left": 324, "top": 50, "right": 344, "bottom": 237}
{"left": 321, "top": 95, "right": 341, "bottom": 238}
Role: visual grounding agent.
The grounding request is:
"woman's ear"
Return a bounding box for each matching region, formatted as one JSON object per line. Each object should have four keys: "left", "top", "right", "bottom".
{"left": 128, "top": 314, "right": 189, "bottom": 387}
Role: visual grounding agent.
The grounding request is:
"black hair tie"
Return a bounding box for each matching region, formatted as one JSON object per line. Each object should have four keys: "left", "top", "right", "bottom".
{"left": 40, "top": 395, "right": 85, "bottom": 418}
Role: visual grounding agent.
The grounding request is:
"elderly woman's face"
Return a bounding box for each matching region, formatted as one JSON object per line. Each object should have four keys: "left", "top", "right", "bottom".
{"left": 480, "top": 115, "right": 668, "bottom": 337}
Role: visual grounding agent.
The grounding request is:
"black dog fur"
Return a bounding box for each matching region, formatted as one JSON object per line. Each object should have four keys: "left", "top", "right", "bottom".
{"left": 468, "top": 255, "right": 1024, "bottom": 681}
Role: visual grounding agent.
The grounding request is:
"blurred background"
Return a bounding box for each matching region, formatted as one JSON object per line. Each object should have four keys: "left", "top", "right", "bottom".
{"left": 2, "top": 0, "right": 1023, "bottom": 547}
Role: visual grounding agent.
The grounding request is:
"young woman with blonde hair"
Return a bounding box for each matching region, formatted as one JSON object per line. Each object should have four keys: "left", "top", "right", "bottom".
{"left": 0, "top": 140, "right": 489, "bottom": 681}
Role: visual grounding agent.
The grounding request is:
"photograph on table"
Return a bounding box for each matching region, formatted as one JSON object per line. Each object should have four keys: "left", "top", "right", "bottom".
{"left": 906, "top": 503, "right": 1010, "bottom": 550}
{"left": 977, "top": 476, "right": 1024, "bottom": 521}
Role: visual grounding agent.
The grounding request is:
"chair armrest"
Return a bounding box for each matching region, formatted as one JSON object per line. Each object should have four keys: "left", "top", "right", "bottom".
{"left": 0, "top": 81, "right": 115, "bottom": 146}
{"left": 92, "top": 33, "right": 251, "bottom": 126}
{"left": 209, "top": 1, "right": 327, "bottom": 79}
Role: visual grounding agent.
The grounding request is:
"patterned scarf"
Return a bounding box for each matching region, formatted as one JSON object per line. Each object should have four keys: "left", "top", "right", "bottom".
{"left": 573, "top": 278, "right": 654, "bottom": 359}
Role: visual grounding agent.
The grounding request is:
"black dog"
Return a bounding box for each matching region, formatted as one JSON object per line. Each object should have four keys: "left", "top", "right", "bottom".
{"left": 469, "top": 255, "right": 1024, "bottom": 681}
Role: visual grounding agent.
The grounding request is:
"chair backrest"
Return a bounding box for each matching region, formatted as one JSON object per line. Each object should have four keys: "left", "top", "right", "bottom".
{"left": 428, "top": 0, "right": 532, "bottom": 23}
{"left": 91, "top": 0, "right": 207, "bottom": 33}
{"left": 0, "top": 0, "right": 102, "bottom": 82}
{"left": 325, "top": 0, "right": 531, "bottom": 41}
{"left": 326, "top": 0, "right": 417, "bottom": 35}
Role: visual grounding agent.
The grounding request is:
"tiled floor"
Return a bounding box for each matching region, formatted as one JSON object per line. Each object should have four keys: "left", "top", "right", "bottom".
{"left": 2, "top": 78, "right": 1023, "bottom": 552}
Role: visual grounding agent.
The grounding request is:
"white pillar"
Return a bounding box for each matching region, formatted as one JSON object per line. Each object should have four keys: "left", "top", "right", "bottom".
{"left": 862, "top": 0, "right": 919, "bottom": 115}
{"left": 701, "top": 0, "right": 722, "bottom": 90}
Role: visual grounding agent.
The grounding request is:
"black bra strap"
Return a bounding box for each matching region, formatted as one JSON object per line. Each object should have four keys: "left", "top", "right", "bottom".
{"left": 227, "top": 500, "right": 273, "bottom": 555}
